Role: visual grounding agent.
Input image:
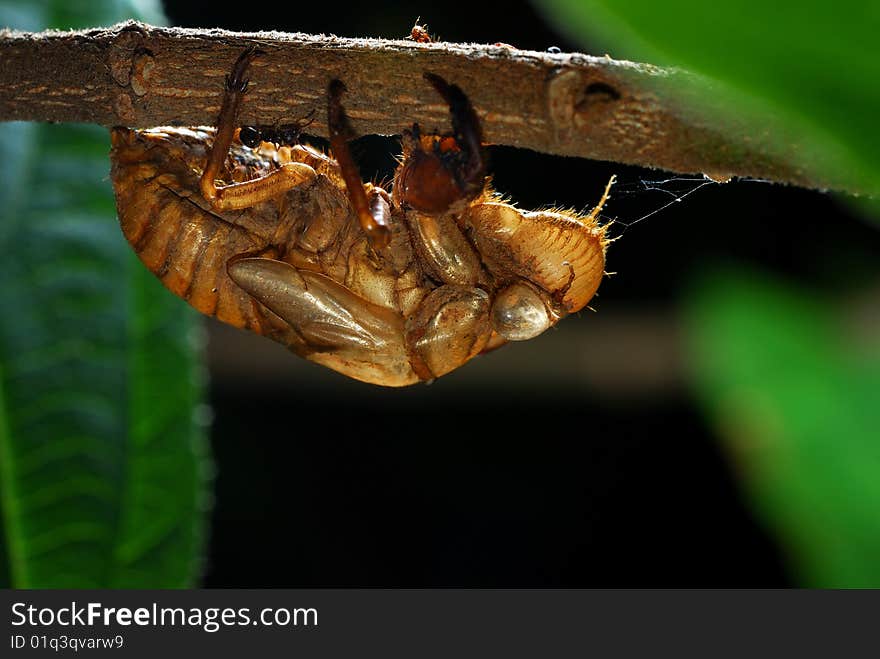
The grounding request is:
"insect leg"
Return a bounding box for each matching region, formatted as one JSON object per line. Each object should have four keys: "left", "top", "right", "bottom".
{"left": 423, "top": 73, "right": 486, "bottom": 197}
{"left": 200, "top": 48, "right": 317, "bottom": 211}
{"left": 200, "top": 48, "right": 258, "bottom": 202}
{"left": 202, "top": 164, "right": 317, "bottom": 211}
{"left": 327, "top": 80, "right": 392, "bottom": 249}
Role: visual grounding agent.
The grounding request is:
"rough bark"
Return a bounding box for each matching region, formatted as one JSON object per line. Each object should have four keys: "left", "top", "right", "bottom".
{"left": 0, "top": 21, "right": 851, "bottom": 192}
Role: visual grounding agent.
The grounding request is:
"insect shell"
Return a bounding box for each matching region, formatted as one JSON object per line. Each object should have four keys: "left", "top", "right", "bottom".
{"left": 109, "top": 50, "right": 612, "bottom": 387}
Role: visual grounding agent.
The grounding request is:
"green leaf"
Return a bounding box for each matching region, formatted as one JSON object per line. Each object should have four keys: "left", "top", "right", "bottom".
{"left": 535, "top": 0, "right": 880, "bottom": 194}
{"left": 0, "top": 1, "right": 209, "bottom": 588}
{"left": 683, "top": 268, "right": 880, "bottom": 586}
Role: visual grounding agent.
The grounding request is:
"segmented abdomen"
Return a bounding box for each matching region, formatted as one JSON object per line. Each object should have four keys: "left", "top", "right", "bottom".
{"left": 110, "top": 128, "right": 271, "bottom": 334}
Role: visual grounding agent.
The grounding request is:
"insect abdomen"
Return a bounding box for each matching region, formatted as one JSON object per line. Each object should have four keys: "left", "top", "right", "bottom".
{"left": 110, "top": 128, "right": 269, "bottom": 334}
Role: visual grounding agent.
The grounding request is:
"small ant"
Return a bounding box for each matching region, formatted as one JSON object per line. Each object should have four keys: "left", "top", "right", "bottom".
{"left": 238, "top": 110, "right": 317, "bottom": 148}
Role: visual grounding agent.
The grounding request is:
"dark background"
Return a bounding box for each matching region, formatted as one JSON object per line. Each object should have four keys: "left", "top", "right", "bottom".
{"left": 161, "top": 0, "right": 877, "bottom": 586}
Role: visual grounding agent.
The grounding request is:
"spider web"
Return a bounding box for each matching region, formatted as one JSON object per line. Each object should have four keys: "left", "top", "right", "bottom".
{"left": 601, "top": 174, "right": 718, "bottom": 234}
{"left": 595, "top": 173, "right": 772, "bottom": 235}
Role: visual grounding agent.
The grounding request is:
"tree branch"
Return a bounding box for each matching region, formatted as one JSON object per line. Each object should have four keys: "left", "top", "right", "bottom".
{"left": 0, "top": 21, "right": 850, "bottom": 192}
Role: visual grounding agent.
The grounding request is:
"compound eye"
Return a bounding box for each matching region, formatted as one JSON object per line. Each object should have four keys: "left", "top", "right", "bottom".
{"left": 239, "top": 125, "right": 262, "bottom": 148}
{"left": 491, "top": 282, "right": 552, "bottom": 341}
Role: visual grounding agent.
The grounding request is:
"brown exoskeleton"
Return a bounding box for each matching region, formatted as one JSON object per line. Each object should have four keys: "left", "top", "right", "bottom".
{"left": 110, "top": 49, "right": 613, "bottom": 386}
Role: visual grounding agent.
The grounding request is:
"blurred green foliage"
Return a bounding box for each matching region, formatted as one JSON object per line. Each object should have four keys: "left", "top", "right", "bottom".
{"left": 535, "top": 0, "right": 880, "bottom": 585}
{"left": 685, "top": 270, "right": 880, "bottom": 586}
{"left": 0, "top": 1, "right": 208, "bottom": 587}
{"left": 537, "top": 0, "right": 880, "bottom": 196}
